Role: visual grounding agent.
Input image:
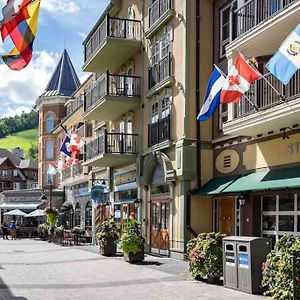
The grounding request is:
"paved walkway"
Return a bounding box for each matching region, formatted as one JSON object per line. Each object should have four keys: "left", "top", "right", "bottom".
{"left": 0, "top": 239, "right": 267, "bottom": 300}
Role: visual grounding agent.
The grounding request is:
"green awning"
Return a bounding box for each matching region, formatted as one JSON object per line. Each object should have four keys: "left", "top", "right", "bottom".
{"left": 223, "top": 167, "right": 300, "bottom": 193}
{"left": 191, "top": 176, "right": 239, "bottom": 196}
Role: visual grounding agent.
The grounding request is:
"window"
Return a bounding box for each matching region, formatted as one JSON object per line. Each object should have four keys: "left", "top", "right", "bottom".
{"left": 45, "top": 140, "right": 54, "bottom": 159}
{"left": 75, "top": 203, "right": 81, "bottom": 226}
{"left": 46, "top": 115, "right": 54, "bottom": 133}
{"left": 219, "top": 4, "right": 231, "bottom": 58}
{"left": 85, "top": 202, "right": 92, "bottom": 228}
{"left": 127, "top": 119, "right": 133, "bottom": 135}
{"left": 219, "top": 103, "right": 228, "bottom": 130}
{"left": 261, "top": 194, "right": 300, "bottom": 240}
{"left": 151, "top": 96, "right": 170, "bottom": 124}
{"left": 119, "top": 121, "right": 125, "bottom": 133}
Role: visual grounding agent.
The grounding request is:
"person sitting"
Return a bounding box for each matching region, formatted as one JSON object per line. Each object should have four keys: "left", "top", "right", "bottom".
{"left": 9, "top": 220, "right": 17, "bottom": 240}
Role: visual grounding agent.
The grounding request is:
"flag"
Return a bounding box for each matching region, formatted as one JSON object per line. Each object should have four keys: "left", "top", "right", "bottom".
{"left": 60, "top": 135, "right": 72, "bottom": 157}
{"left": 267, "top": 24, "right": 300, "bottom": 85}
{"left": 197, "top": 66, "right": 226, "bottom": 122}
{"left": 1, "top": 0, "right": 40, "bottom": 70}
{"left": 220, "top": 53, "right": 261, "bottom": 103}
{"left": 47, "top": 163, "right": 58, "bottom": 176}
{"left": 0, "top": 0, "right": 33, "bottom": 41}
{"left": 70, "top": 133, "right": 85, "bottom": 149}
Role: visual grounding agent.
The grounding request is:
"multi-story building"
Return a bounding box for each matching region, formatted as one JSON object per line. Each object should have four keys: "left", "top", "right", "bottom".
{"left": 36, "top": 49, "right": 80, "bottom": 188}
{"left": 82, "top": 0, "right": 200, "bottom": 258}
{"left": 191, "top": 0, "right": 300, "bottom": 244}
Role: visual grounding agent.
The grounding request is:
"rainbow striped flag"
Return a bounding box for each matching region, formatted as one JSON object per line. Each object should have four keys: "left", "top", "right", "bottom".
{"left": 1, "top": 0, "right": 40, "bottom": 70}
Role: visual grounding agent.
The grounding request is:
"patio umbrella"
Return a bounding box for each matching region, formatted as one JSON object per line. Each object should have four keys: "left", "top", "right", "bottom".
{"left": 25, "top": 209, "right": 45, "bottom": 218}
{"left": 4, "top": 209, "right": 27, "bottom": 216}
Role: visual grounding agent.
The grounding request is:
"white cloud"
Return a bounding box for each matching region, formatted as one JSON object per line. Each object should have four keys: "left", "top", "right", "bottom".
{"left": 41, "top": 0, "right": 79, "bottom": 14}
{"left": 0, "top": 50, "right": 60, "bottom": 116}
{"left": 2, "top": 106, "right": 32, "bottom": 118}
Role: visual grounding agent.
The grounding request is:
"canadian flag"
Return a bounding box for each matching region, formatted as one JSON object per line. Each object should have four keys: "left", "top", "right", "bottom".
{"left": 220, "top": 54, "right": 261, "bottom": 104}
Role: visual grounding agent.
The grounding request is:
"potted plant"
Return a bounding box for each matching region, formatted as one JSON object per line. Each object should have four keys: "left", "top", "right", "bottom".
{"left": 37, "top": 223, "right": 48, "bottom": 240}
{"left": 187, "top": 232, "right": 225, "bottom": 283}
{"left": 96, "top": 218, "right": 119, "bottom": 256}
{"left": 121, "top": 219, "right": 145, "bottom": 263}
{"left": 54, "top": 226, "right": 64, "bottom": 245}
{"left": 262, "top": 234, "right": 300, "bottom": 300}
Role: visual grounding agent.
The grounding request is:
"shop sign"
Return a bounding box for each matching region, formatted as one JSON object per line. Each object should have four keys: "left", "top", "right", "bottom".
{"left": 91, "top": 184, "right": 106, "bottom": 203}
{"left": 114, "top": 171, "right": 136, "bottom": 186}
{"left": 73, "top": 187, "right": 89, "bottom": 197}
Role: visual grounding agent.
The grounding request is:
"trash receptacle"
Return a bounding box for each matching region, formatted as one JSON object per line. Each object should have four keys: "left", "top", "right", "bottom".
{"left": 223, "top": 236, "right": 271, "bottom": 294}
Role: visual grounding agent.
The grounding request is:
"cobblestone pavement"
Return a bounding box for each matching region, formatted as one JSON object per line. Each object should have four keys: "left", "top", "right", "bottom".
{"left": 0, "top": 239, "right": 267, "bottom": 300}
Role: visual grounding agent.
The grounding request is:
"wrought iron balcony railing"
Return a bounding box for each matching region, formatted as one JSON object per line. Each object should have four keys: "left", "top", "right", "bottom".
{"left": 235, "top": 70, "right": 300, "bottom": 118}
{"left": 84, "top": 131, "right": 138, "bottom": 162}
{"left": 231, "top": 0, "right": 296, "bottom": 39}
{"left": 84, "top": 72, "right": 141, "bottom": 113}
{"left": 148, "top": 53, "right": 172, "bottom": 89}
{"left": 149, "top": 0, "right": 173, "bottom": 28}
{"left": 148, "top": 115, "right": 171, "bottom": 147}
{"left": 84, "top": 15, "right": 141, "bottom": 63}
{"left": 61, "top": 163, "right": 83, "bottom": 181}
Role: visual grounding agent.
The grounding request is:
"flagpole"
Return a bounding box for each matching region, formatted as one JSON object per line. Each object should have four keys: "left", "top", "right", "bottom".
{"left": 215, "top": 64, "right": 259, "bottom": 111}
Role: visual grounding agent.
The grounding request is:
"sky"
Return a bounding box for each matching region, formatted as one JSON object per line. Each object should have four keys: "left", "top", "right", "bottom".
{"left": 0, "top": 0, "right": 110, "bottom": 117}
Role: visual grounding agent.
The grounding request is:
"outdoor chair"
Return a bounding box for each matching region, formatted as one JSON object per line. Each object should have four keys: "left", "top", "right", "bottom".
{"left": 62, "top": 230, "right": 73, "bottom": 246}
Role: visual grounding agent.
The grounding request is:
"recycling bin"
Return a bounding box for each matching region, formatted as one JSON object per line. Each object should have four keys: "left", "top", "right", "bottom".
{"left": 223, "top": 236, "right": 271, "bottom": 294}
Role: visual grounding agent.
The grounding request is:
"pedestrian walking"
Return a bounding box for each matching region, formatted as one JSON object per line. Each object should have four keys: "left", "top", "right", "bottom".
{"left": 9, "top": 220, "right": 17, "bottom": 240}
{"left": 1, "top": 221, "right": 8, "bottom": 239}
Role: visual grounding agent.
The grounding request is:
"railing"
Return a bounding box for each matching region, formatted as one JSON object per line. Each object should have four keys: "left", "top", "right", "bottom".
{"left": 149, "top": 0, "right": 172, "bottom": 28}
{"left": 76, "top": 125, "right": 85, "bottom": 138}
{"left": 84, "top": 72, "right": 141, "bottom": 112}
{"left": 235, "top": 70, "right": 300, "bottom": 117}
{"left": 61, "top": 163, "right": 83, "bottom": 181}
{"left": 232, "top": 0, "right": 296, "bottom": 39}
{"left": 84, "top": 131, "right": 139, "bottom": 162}
{"left": 148, "top": 53, "right": 172, "bottom": 89}
{"left": 84, "top": 15, "right": 141, "bottom": 63}
{"left": 66, "top": 96, "right": 83, "bottom": 117}
{"left": 148, "top": 115, "right": 171, "bottom": 147}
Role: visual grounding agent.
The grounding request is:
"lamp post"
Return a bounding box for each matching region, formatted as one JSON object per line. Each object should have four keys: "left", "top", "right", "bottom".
{"left": 40, "top": 176, "right": 53, "bottom": 208}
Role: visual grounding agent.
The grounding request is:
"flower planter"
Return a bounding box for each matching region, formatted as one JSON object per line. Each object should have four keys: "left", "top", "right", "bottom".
{"left": 99, "top": 237, "right": 117, "bottom": 256}
{"left": 123, "top": 247, "right": 144, "bottom": 263}
{"left": 207, "top": 275, "right": 220, "bottom": 284}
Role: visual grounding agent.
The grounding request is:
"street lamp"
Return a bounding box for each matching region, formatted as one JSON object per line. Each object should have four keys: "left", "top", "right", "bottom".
{"left": 41, "top": 176, "right": 53, "bottom": 208}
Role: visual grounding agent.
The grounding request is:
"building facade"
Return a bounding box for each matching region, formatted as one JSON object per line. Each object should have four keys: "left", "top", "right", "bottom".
{"left": 191, "top": 0, "right": 300, "bottom": 245}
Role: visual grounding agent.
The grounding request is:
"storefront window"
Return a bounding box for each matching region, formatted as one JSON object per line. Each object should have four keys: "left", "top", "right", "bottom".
{"left": 279, "top": 194, "right": 294, "bottom": 211}
{"left": 298, "top": 216, "right": 300, "bottom": 232}
{"left": 85, "top": 202, "right": 92, "bottom": 228}
{"left": 75, "top": 204, "right": 81, "bottom": 226}
{"left": 298, "top": 195, "right": 300, "bottom": 211}
{"left": 262, "top": 215, "right": 276, "bottom": 231}
{"left": 151, "top": 185, "right": 170, "bottom": 196}
{"left": 279, "top": 215, "right": 294, "bottom": 232}
{"left": 114, "top": 189, "right": 137, "bottom": 202}
{"left": 262, "top": 195, "right": 276, "bottom": 211}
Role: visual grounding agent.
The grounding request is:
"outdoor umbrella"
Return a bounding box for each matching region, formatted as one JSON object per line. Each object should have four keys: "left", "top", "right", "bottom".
{"left": 4, "top": 209, "right": 27, "bottom": 216}
{"left": 25, "top": 209, "right": 45, "bottom": 218}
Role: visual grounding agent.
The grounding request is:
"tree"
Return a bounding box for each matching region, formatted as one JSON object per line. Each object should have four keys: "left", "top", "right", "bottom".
{"left": 27, "top": 143, "right": 38, "bottom": 160}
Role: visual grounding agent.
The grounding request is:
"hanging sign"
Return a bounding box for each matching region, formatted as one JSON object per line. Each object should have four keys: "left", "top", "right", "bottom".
{"left": 90, "top": 184, "right": 106, "bottom": 203}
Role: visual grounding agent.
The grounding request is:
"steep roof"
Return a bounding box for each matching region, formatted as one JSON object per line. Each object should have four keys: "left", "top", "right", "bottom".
{"left": 0, "top": 148, "right": 21, "bottom": 166}
{"left": 19, "top": 159, "right": 38, "bottom": 170}
{"left": 40, "top": 49, "right": 80, "bottom": 98}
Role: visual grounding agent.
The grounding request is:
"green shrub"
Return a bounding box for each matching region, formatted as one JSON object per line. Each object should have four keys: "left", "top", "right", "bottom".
{"left": 96, "top": 218, "right": 119, "bottom": 248}
{"left": 121, "top": 219, "right": 145, "bottom": 254}
{"left": 262, "top": 234, "right": 300, "bottom": 300}
{"left": 44, "top": 207, "right": 58, "bottom": 227}
{"left": 187, "top": 232, "right": 225, "bottom": 280}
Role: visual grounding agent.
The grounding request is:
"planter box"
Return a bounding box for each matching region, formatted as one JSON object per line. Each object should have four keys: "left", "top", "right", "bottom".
{"left": 123, "top": 248, "right": 144, "bottom": 263}
{"left": 99, "top": 238, "right": 117, "bottom": 256}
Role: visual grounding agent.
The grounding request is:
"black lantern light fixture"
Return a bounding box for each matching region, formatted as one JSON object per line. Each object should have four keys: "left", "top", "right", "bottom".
{"left": 237, "top": 193, "right": 246, "bottom": 206}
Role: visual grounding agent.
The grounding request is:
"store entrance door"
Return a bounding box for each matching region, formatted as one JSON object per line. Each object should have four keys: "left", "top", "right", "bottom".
{"left": 150, "top": 200, "right": 170, "bottom": 255}
{"left": 219, "top": 197, "right": 235, "bottom": 236}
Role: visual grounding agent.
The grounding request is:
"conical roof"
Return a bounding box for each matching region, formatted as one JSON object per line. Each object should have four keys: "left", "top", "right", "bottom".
{"left": 40, "top": 49, "right": 80, "bottom": 98}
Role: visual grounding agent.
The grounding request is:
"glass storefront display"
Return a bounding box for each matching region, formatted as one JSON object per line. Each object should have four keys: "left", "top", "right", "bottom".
{"left": 262, "top": 215, "right": 276, "bottom": 231}
{"left": 262, "top": 195, "right": 276, "bottom": 211}
{"left": 279, "top": 194, "right": 294, "bottom": 211}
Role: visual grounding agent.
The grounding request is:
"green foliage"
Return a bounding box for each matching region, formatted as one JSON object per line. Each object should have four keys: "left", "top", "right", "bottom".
{"left": 262, "top": 234, "right": 300, "bottom": 300}
{"left": 27, "top": 142, "right": 38, "bottom": 160}
{"left": 54, "top": 226, "right": 64, "bottom": 237}
{"left": 44, "top": 207, "right": 58, "bottom": 227}
{"left": 121, "top": 219, "right": 145, "bottom": 254}
{"left": 0, "top": 128, "right": 38, "bottom": 157}
{"left": 0, "top": 109, "right": 38, "bottom": 138}
{"left": 96, "top": 218, "right": 119, "bottom": 248}
{"left": 186, "top": 232, "right": 225, "bottom": 280}
{"left": 37, "top": 223, "right": 49, "bottom": 238}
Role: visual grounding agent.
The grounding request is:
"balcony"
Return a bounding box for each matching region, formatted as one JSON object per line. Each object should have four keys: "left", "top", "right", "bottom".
{"left": 146, "top": 0, "right": 175, "bottom": 39}
{"left": 148, "top": 53, "right": 174, "bottom": 94}
{"left": 148, "top": 115, "right": 171, "bottom": 147}
{"left": 61, "top": 163, "right": 88, "bottom": 186}
{"left": 223, "top": 70, "right": 300, "bottom": 136}
{"left": 83, "top": 15, "right": 141, "bottom": 73}
{"left": 228, "top": 0, "right": 300, "bottom": 57}
{"left": 84, "top": 131, "right": 139, "bottom": 167}
{"left": 83, "top": 72, "right": 141, "bottom": 121}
